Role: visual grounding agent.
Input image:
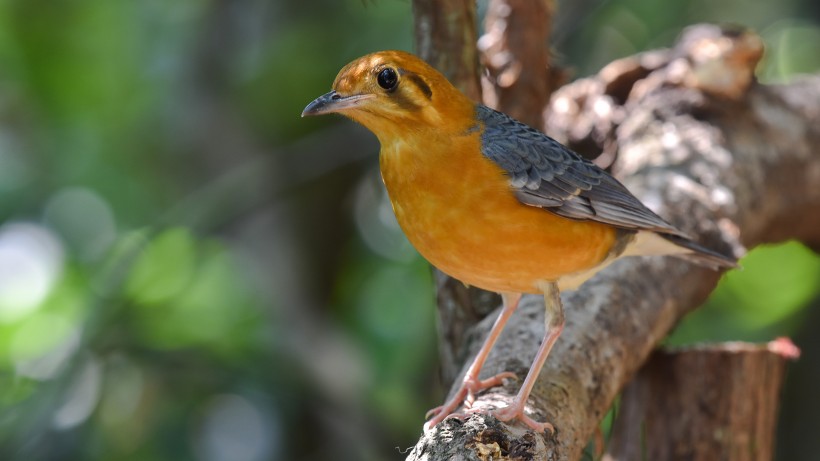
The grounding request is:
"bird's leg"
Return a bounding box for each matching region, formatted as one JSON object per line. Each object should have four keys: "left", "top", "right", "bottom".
{"left": 424, "top": 293, "right": 522, "bottom": 431}
{"left": 492, "top": 281, "right": 564, "bottom": 433}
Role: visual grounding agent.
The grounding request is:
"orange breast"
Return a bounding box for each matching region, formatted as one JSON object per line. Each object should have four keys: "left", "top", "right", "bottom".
{"left": 380, "top": 131, "right": 616, "bottom": 294}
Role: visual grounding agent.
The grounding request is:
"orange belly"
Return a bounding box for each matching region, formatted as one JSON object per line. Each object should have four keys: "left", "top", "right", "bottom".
{"left": 380, "top": 132, "right": 616, "bottom": 294}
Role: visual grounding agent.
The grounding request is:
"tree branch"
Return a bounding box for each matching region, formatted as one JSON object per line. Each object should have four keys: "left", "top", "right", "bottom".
{"left": 407, "top": 24, "right": 820, "bottom": 461}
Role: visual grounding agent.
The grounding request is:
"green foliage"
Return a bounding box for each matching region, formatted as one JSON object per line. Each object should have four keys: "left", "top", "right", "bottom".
{"left": 126, "top": 227, "right": 261, "bottom": 354}
{"left": 667, "top": 242, "right": 820, "bottom": 345}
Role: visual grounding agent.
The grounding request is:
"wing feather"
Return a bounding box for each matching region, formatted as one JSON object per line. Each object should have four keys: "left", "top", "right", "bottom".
{"left": 477, "top": 105, "right": 686, "bottom": 237}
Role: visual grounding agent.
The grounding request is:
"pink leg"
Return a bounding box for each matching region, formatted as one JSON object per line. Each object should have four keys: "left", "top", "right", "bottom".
{"left": 492, "top": 281, "right": 564, "bottom": 433}
{"left": 424, "top": 293, "right": 522, "bottom": 431}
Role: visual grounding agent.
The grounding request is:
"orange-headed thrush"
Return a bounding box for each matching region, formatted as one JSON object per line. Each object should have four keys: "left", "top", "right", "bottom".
{"left": 302, "top": 50, "right": 737, "bottom": 433}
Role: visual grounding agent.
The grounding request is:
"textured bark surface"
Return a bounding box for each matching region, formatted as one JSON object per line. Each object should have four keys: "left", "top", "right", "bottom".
{"left": 413, "top": 0, "right": 482, "bottom": 101}
{"left": 479, "top": 0, "right": 560, "bottom": 128}
{"left": 606, "top": 341, "right": 799, "bottom": 461}
{"left": 406, "top": 19, "right": 820, "bottom": 461}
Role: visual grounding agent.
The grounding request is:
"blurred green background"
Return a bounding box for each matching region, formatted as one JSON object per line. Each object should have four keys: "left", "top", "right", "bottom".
{"left": 0, "top": 1, "right": 818, "bottom": 460}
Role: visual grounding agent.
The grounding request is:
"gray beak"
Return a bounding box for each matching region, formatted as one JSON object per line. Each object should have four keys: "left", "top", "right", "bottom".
{"left": 301, "top": 90, "right": 374, "bottom": 117}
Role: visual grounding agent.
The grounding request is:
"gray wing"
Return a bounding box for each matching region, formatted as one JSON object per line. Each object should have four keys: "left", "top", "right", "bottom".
{"left": 476, "top": 105, "right": 687, "bottom": 237}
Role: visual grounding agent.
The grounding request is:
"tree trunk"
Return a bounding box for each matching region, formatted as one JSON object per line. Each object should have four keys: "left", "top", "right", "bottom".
{"left": 413, "top": 0, "right": 482, "bottom": 101}
{"left": 479, "top": 0, "right": 560, "bottom": 128}
{"left": 605, "top": 340, "right": 799, "bottom": 461}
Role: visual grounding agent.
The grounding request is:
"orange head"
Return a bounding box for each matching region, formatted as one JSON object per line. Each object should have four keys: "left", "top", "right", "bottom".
{"left": 302, "top": 51, "right": 476, "bottom": 143}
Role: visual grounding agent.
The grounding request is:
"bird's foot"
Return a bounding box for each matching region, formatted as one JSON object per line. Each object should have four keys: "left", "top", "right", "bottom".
{"left": 423, "top": 371, "right": 516, "bottom": 431}
{"left": 492, "top": 400, "right": 554, "bottom": 434}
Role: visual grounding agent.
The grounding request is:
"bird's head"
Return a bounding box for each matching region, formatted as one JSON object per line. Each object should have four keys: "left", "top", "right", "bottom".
{"left": 302, "top": 51, "right": 474, "bottom": 142}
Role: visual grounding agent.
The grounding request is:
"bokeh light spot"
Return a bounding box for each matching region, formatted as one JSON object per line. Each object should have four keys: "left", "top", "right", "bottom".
{"left": 0, "top": 222, "right": 65, "bottom": 323}
{"left": 44, "top": 187, "right": 117, "bottom": 262}
{"left": 193, "top": 394, "right": 279, "bottom": 461}
{"left": 53, "top": 356, "right": 102, "bottom": 430}
{"left": 11, "top": 312, "right": 80, "bottom": 380}
{"left": 127, "top": 227, "right": 195, "bottom": 305}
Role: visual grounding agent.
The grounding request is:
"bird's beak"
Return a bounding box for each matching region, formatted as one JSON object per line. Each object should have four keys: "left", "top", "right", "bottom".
{"left": 301, "top": 90, "right": 375, "bottom": 117}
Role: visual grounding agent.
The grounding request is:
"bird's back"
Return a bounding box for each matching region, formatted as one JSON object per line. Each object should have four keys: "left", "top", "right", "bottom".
{"left": 379, "top": 103, "right": 734, "bottom": 294}
{"left": 476, "top": 105, "right": 736, "bottom": 270}
{"left": 379, "top": 115, "right": 622, "bottom": 294}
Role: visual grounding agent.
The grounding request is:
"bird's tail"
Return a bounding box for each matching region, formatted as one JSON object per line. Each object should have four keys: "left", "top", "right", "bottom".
{"left": 622, "top": 230, "right": 739, "bottom": 270}
{"left": 660, "top": 233, "right": 739, "bottom": 270}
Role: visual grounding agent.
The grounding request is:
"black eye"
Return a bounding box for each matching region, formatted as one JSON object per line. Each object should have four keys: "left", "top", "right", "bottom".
{"left": 377, "top": 68, "right": 398, "bottom": 91}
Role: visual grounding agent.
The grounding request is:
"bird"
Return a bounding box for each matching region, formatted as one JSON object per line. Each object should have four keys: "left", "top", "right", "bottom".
{"left": 301, "top": 50, "right": 737, "bottom": 433}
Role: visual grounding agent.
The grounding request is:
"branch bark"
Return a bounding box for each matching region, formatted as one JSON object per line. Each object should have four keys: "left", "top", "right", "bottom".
{"left": 479, "top": 0, "right": 559, "bottom": 128}
{"left": 413, "top": 0, "right": 482, "bottom": 101}
{"left": 406, "top": 21, "right": 820, "bottom": 461}
{"left": 605, "top": 340, "right": 799, "bottom": 461}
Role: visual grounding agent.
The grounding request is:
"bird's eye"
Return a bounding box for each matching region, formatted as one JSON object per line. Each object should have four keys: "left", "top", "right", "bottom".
{"left": 377, "top": 68, "right": 398, "bottom": 91}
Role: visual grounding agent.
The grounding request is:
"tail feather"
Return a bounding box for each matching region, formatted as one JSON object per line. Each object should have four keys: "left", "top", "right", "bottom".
{"left": 621, "top": 230, "right": 739, "bottom": 270}
{"left": 660, "top": 233, "right": 739, "bottom": 270}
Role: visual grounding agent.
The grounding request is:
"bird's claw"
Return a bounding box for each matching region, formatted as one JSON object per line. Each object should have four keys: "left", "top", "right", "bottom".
{"left": 424, "top": 371, "right": 517, "bottom": 431}
{"left": 492, "top": 402, "right": 555, "bottom": 434}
